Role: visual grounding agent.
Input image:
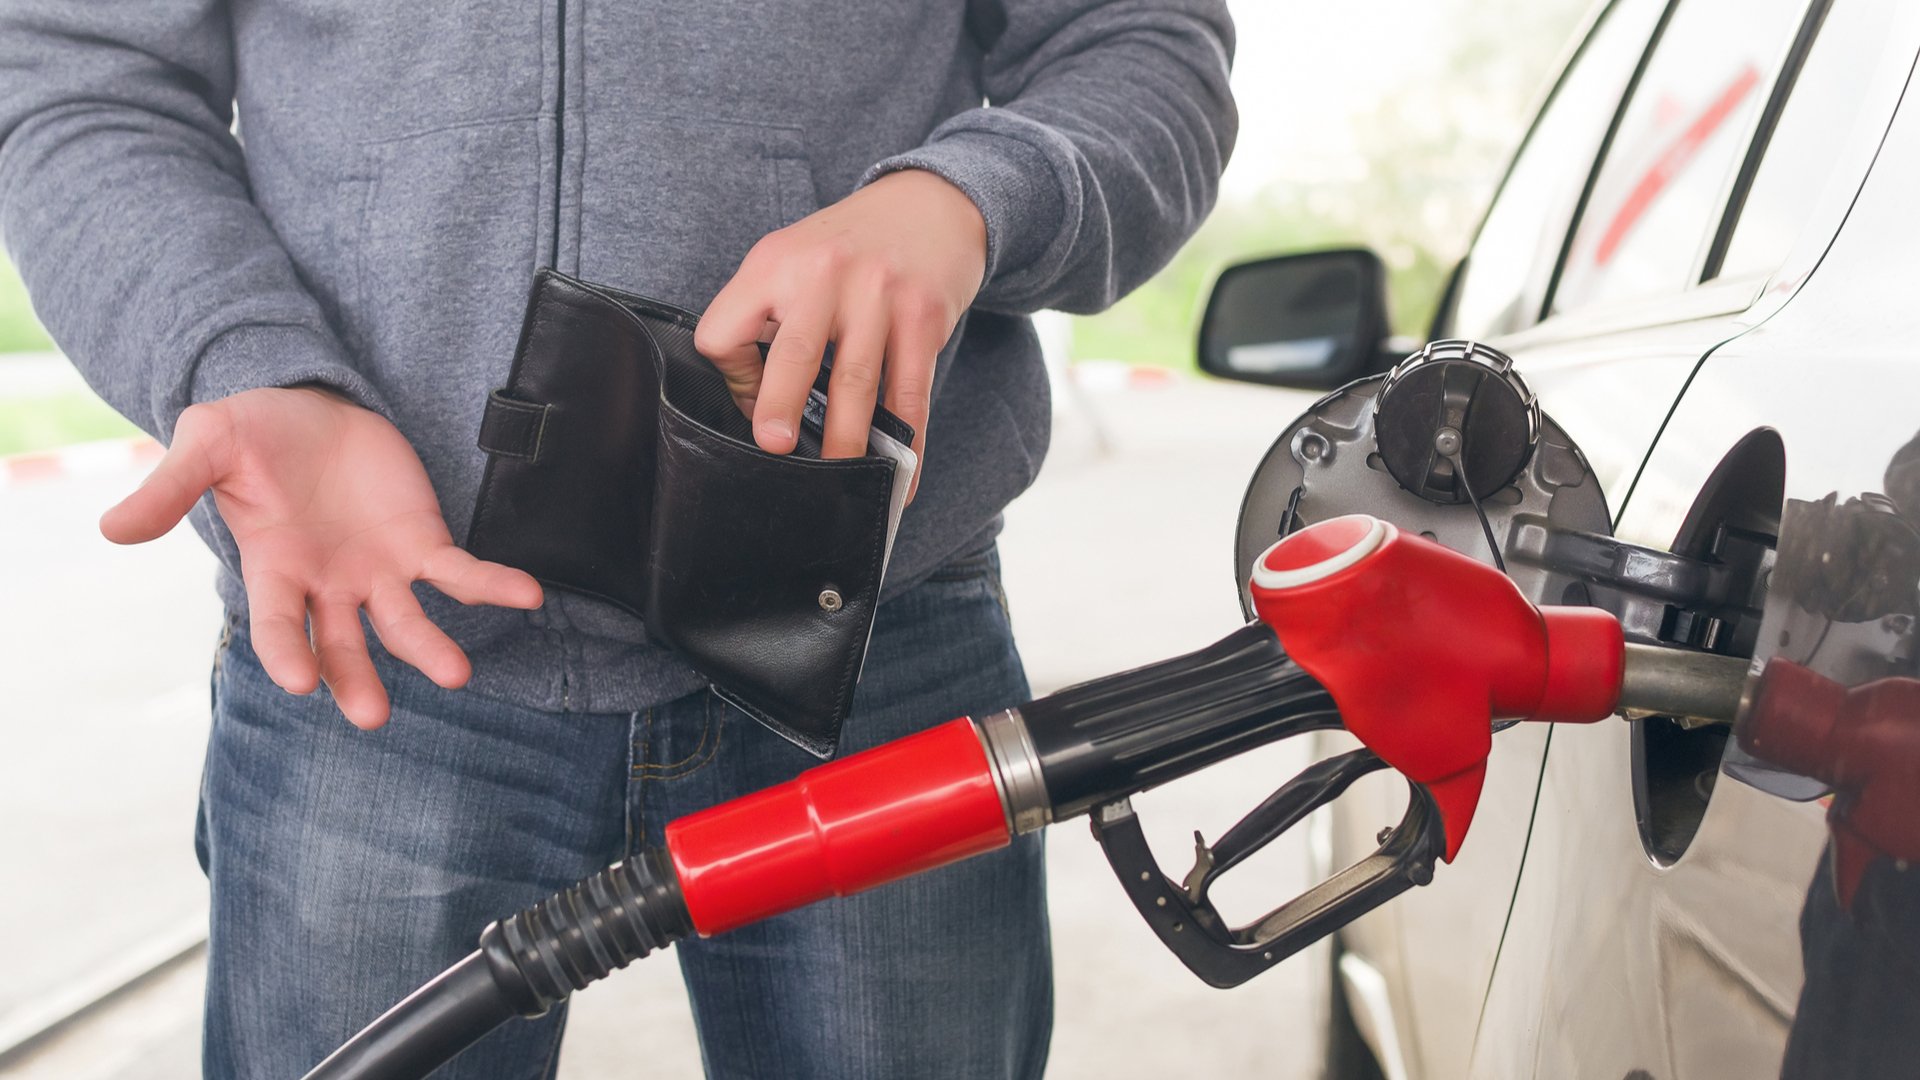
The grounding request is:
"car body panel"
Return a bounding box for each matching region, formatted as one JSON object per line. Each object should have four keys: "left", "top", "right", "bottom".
{"left": 1475, "top": 80, "right": 1920, "bottom": 1070}
{"left": 1477, "top": 5, "right": 1920, "bottom": 1078}
{"left": 1316, "top": 0, "right": 1920, "bottom": 1075}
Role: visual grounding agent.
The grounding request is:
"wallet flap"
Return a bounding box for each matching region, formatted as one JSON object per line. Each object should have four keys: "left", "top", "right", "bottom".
{"left": 646, "top": 401, "right": 895, "bottom": 755}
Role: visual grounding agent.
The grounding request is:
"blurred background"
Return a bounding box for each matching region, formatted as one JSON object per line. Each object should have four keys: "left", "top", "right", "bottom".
{"left": 0, "top": 0, "right": 1590, "bottom": 1076}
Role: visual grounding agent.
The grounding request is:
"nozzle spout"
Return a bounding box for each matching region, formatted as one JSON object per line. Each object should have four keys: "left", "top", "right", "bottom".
{"left": 1618, "top": 643, "right": 1751, "bottom": 726}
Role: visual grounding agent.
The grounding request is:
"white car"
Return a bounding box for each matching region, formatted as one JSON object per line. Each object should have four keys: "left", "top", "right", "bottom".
{"left": 1197, "top": 0, "right": 1920, "bottom": 1076}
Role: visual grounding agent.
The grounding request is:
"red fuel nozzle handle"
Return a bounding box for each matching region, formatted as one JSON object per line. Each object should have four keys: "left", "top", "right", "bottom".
{"left": 1248, "top": 515, "right": 1626, "bottom": 859}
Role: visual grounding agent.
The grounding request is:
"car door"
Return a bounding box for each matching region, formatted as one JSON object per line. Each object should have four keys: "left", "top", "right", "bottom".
{"left": 1367, "top": 0, "right": 1867, "bottom": 1075}
{"left": 1470, "top": 0, "right": 1920, "bottom": 1076}
{"left": 1322, "top": 5, "right": 1673, "bottom": 1077}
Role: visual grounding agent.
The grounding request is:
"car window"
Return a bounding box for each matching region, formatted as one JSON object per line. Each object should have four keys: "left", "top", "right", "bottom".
{"left": 1550, "top": 0, "right": 1813, "bottom": 316}
{"left": 1449, "top": 0, "right": 1668, "bottom": 341}
{"left": 1713, "top": 1, "right": 1861, "bottom": 281}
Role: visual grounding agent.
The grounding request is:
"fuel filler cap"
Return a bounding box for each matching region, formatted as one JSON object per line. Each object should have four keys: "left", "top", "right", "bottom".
{"left": 1373, "top": 340, "right": 1539, "bottom": 505}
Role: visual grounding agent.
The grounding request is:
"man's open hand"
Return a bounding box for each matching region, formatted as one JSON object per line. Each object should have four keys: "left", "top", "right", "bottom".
{"left": 695, "top": 168, "right": 987, "bottom": 498}
{"left": 101, "top": 387, "right": 543, "bottom": 729}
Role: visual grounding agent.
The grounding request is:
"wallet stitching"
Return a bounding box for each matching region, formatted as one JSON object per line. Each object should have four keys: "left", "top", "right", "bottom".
{"left": 480, "top": 392, "right": 552, "bottom": 461}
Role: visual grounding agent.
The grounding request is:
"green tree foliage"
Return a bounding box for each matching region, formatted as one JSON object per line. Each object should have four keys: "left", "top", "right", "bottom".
{"left": 1073, "top": 0, "right": 1595, "bottom": 368}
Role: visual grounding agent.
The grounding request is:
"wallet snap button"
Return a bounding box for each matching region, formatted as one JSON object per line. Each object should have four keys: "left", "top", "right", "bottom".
{"left": 817, "top": 588, "right": 844, "bottom": 613}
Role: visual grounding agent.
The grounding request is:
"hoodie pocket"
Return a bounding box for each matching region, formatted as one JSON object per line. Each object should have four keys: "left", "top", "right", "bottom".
{"left": 347, "top": 117, "right": 546, "bottom": 530}
{"left": 576, "top": 114, "right": 817, "bottom": 311}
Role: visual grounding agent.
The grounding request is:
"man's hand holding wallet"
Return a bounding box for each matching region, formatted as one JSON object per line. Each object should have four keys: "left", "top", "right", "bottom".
{"left": 693, "top": 168, "right": 989, "bottom": 499}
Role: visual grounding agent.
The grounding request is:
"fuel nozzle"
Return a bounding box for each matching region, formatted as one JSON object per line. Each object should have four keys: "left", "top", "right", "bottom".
{"left": 1247, "top": 514, "right": 1625, "bottom": 858}
{"left": 1244, "top": 515, "right": 1753, "bottom": 860}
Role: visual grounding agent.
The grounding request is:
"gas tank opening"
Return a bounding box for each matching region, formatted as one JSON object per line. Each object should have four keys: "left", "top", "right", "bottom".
{"left": 1632, "top": 429, "right": 1784, "bottom": 865}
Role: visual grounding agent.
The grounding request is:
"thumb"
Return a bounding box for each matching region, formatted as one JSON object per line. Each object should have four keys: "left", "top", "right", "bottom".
{"left": 101, "top": 405, "right": 226, "bottom": 545}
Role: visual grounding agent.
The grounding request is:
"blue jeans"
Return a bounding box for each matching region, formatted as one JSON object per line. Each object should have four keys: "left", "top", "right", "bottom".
{"left": 196, "top": 552, "right": 1052, "bottom": 1079}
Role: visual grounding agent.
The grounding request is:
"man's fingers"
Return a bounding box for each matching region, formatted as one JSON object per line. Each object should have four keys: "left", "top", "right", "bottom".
{"left": 311, "top": 601, "right": 390, "bottom": 730}
{"left": 420, "top": 546, "right": 544, "bottom": 609}
{"left": 753, "top": 309, "right": 832, "bottom": 454}
{"left": 885, "top": 318, "right": 943, "bottom": 504}
{"left": 707, "top": 341, "right": 767, "bottom": 417}
{"left": 695, "top": 283, "right": 774, "bottom": 415}
{"left": 368, "top": 582, "right": 472, "bottom": 690}
{"left": 244, "top": 568, "right": 320, "bottom": 695}
{"left": 100, "top": 406, "right": 227, "bottom": 545}
{"left": 822, "top": 303, "right": 887, "bottom": 459}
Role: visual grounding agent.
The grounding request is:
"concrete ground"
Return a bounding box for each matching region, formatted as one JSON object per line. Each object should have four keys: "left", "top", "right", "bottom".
{"left": 0, "top": 372, "right": 1326, "bottom": 1079}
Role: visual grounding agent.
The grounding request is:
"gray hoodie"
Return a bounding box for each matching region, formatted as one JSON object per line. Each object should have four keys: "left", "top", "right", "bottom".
{"left": 0, "top": 0, "right": 1236, "bottom": 714}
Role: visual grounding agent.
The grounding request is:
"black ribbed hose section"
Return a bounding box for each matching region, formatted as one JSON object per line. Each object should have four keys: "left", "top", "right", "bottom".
{"left": 1023, "top": 623, "right": 1340, "bottom": 821}
{"left": 302, "top": 848, "right": 692, "bottom": 1080}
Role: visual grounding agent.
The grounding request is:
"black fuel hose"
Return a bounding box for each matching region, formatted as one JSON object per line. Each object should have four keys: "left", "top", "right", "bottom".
{"left": 302, "top": 849, "right": 692, "bottom": 1080}
{"left": 299, "top": 953, "right": 513, "bottom": 1080}
{"left": 310, "top": 625, "right": 1332, "bottom": 1079}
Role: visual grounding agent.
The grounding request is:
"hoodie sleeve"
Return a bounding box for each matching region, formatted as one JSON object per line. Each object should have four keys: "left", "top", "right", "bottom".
{"left": 0, "top": 0, "right": 388, "bottom": 440}
{"left": 863, "top": 0, "right": 1237, "bottom": 316}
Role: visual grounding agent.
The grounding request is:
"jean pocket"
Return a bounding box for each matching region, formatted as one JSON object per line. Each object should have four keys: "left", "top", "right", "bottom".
{"left": 923, "top": 547, "right": 998, "bottom": 585}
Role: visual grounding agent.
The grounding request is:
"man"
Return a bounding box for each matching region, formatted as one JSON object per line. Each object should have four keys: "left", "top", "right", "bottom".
{"left": 0, "top": 0, "right": 1235, "bottom": 1075}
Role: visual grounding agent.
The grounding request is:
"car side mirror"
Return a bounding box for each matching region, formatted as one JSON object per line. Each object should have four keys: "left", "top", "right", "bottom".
{"left": 1198, "top": 249, "right": 1394, "bottom": 390}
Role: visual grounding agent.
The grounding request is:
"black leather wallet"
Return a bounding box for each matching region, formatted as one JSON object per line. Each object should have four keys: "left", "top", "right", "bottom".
{"left": 465, "top": 269, "right": 916, "bottom": 756}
